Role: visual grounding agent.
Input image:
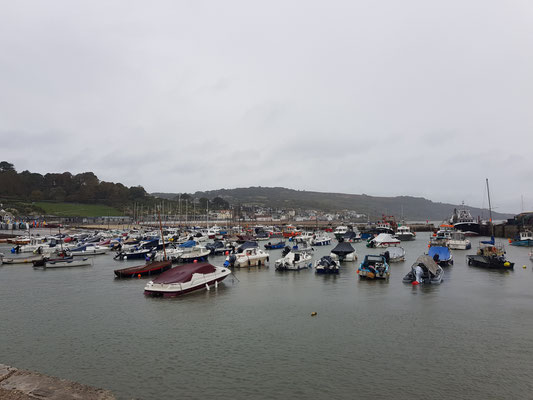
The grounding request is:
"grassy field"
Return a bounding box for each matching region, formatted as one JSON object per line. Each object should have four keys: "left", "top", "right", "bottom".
{"left": 33, "top": 202, "right": 123, "bottom": 217}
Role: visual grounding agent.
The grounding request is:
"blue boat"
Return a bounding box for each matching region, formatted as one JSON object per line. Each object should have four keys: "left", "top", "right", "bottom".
{"left": 428, "top": 246, "right": 453, "bottom": 266}
{"left": 510, "top": 231, "right": 533, "bottom": 247}
{"left": 357, "top": 255, "right": 389, "bottom": 279}
{"left": 264, "top": 241, "right": 286, "bottom": 250}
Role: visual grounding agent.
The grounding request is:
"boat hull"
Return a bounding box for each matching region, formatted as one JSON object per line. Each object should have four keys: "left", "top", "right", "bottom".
{"left": 467, "top": 255, "right": 514, "bottom": 269}
{"left": 114, "top": 261, "right": 172, "bottom": 278}
{"left": 144, "top": 275, "right": 229, "bottom": 297}
{"left": 510, "top": 240, "right": 533, "bottom": 247}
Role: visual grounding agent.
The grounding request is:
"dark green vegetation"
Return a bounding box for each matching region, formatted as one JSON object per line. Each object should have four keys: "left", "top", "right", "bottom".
{"left": 0, "top": 161, "right": 147, "bottom": 216}
{"left": 155, "top": 186, "right": 513, "bottom": 221}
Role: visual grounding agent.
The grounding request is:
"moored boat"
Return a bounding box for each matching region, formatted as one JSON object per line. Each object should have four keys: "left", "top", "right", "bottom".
{"left": 114, "top": 260, "right": 172, "bottom": 278}
{"left": 382, "top": 247, "right": 405, "bottom": 263}
{"left": 224, "top": 247, "right": 269, "bottom": 268}
{"left": 357, "top": 255, "right": 390, "bottom": 279}
{"left": 314, "top": 256, "right": 339, "bottom": 274}
{"left": 427, "top": 246, "right": 453, "bottom": 266}
{"left": 33, "top": 257, "right": 92, "bottom": 268}
{"left": 330, "top": 242, "right": 357, "bottom": 262}
{"left": 510, "top": 230, "right": 533, "bottom": 247}
{"left": 403, "top": 255, "right": 444, "bottom": 285}
{"left": 447, "top": 231, "right": 471, "bottom": 250}
{"left": 275, "top": 248, "right": 313, "bottom": 271}
{"left": 395, "top": 226, "right": 415, "bottom": 241}
{"left": 366, "top": 233, "right": 400, "bottom": 248}
{"left": 264, "top": 241, "right": 286, "bottom": 250}
{"left": 144, "top": 263, "right": 231, "bottom": 297}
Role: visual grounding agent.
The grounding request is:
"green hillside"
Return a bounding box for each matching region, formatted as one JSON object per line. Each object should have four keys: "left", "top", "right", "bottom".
{"left": 33, "top": 202, "right": 123, "bottom": 217}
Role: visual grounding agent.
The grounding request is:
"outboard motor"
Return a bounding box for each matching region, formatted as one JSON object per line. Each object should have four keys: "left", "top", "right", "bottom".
{"left": 282, "top": 246, "right": 291, "bottom": 257}
{"left": 225, "top": 254, "right": 237, "bottom": 267}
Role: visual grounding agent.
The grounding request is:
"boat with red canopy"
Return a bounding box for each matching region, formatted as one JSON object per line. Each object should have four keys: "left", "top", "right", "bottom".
{"left": 144, "top": 262, "right": 231, "bottom": 297}
{"left": 114, "top": 260, "right": 172, "bottom": 278}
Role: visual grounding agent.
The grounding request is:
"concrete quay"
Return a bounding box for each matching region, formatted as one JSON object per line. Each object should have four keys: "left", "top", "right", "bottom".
{"left": 0, "top": 364, "right": 115, "bottom": 400}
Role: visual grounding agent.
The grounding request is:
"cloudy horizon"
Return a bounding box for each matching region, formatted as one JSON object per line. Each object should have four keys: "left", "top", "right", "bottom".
{"left": 1, "top": 0, "right": 532, "bottom": 213}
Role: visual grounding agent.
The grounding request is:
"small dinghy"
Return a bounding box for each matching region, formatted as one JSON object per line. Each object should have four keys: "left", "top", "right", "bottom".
{"left": 114, "top": 260, "right": 172, "bottom": 278}
{"left": 33, "top": 257, "right": 92, "bottom": 268}
{"left": 144, "top": 263, "right": 231, "bottom": 297}
{"left": 314, "top": 256, "right": 339, "bottom": 274}
{"left": 264, "top": 241, "right": 286, "bottom": 250}
{"left": 403, "top": 255, "right": 443, "bottom": 285}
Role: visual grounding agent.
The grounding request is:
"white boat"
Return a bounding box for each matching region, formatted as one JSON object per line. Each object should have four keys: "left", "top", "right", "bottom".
{"left": 224, "top": 247, "right": 269, "bottom": 268}
{"left": 311, "top": 234, "right": 332, "bottom": 246}
{"left": 144, "top": 263, "right": 231, "bottom": 297}
{"left": 330, "top": 242, "right": 357, "bottom": 262}
{"left": 152, "top": 247, "right": 184, "bottom": 262}
{"left": 179, "top": 246, "right": 211, "bottom": 263}
{"left": 333, "top": 226, "right": 349, "bottom": 240}
{"left": 34, "top": 257, "right": 92, "bottom": 268}
{"left": 293, "top": 232, "right": 314, "bottom": 243}
{"left": 382, "top": 247, "right": 405, "bottom": 262}
{"left": 69, "top": 244, "right": 110, "bottom": 256}
{"left": 275, "top": 249, "right": 313, "bottom": 270}
{"left": 447, "top": 232, "right": 471, "bottom": 250}
{"left": 395, "top": 226, "right": 415, "bottom": 241}
{"left": 367, "top": 233, "right": 400, "bottom": 248}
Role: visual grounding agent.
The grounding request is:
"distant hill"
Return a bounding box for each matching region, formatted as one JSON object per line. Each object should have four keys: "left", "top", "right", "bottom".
{"left": 152, "top": 186, "right": 513, "bottom": 221}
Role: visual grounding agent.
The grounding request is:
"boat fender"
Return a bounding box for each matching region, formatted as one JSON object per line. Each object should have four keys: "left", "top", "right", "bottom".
{"left": 504, "top": 262, "right": 510, "bottom": 267}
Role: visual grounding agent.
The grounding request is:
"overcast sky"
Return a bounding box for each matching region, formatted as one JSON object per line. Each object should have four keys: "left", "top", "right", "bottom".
{"left": 1, "top": 0, "right": 532, "bottom": 213}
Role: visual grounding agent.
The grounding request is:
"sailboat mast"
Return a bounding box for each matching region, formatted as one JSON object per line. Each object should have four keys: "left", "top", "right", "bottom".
{"left": 157, "top": 209, "right": 167, "bottom": 261}
{"left": 486, "top": 178, "right": 493, "bottom": 236}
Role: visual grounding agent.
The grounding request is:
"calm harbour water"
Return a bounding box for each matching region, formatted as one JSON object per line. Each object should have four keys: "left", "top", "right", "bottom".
{"left": 1, "top": 232, "right": 533, "bottom": 399}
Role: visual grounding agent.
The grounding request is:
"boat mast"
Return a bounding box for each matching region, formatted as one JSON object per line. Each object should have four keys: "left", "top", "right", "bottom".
{"left": 486, "top": 178, "right": 494, "bottom": 237}
{"left": 157, "top": 208, "right": 167, "bottom": 261}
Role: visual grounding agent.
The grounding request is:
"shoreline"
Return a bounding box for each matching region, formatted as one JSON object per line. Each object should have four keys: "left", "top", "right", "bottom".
{"left": 0, "top": 364, "right": 115, "bottom": 399}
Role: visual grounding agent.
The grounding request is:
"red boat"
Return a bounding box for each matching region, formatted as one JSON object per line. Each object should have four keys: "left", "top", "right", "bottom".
{"left": 114, "top": 260, "right": 172, "bottom": 278}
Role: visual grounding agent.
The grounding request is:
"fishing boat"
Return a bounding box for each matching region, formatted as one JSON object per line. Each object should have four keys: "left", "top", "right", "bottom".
{"left": 403, "top": 255, "right": 443, "bottom": 285}
{"left": 144, "top": 263, "right": 231, "bottom": 297}
{"left": 510, "top": 230, "right": 533, "bottom": 247}
{"left": 466, "top": 179, "right": 514, "bottom": 270}
{"left": 330, "top": 242, "right": 357, "bottom": 262}
{"left": 382, "top": 247, "right": 405, "bottom": 263}
{"left": 114, "top": 260, "right": 172, "bottom": 278}
{"left": 366, "top": 233, "right": 400, "bottom": 248}
{"left": 274, "top": 248, "right": 313, "bottom": 271}
{"left": 264, "top": 241, "right": 286, "bottom": 250}
{"left": 357, "top": 255, "right": 390, "bottom": 279}
{"left": 33, "top": 257, "right": 92, "bottom": 268}
{"left": 447, "top": 231, "right": 471, "bottom": 250}
{"left": 314, "top": 256, "right": 339, "bottom": 274}
{"left": 395, "top": 226, "right": 416, "bottom": 241}
{"left": 450, "top": 203, "right": 480, "bottom": 235}
{"left": 427, "top": 246, "right": 453, "bottom": 266}
{"left": 374, "top": 222, "right": 395, "bottom": 235}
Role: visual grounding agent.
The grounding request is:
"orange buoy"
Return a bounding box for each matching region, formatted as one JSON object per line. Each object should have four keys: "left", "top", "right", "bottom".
{"left": 193, "top": 259, "right": 198, "bottom": 263}
{"left": 412, "top": 281, "right": 419, "bottom": 286}
{"left": 138, "top": 274, "right": 141, "bottom": 279}
{"left": 225, "top": 251, "right": 229, "bottom": 255}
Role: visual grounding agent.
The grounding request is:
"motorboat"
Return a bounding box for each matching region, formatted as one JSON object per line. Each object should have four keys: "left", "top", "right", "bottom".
{"left": 429, "top": 225, "right": 454, "bottom": 246}
{"left": 467, "top": 238, "right": 514, "bottom": 269}
{"left": 275, "top": 248, "right": 313, "bottom": 271}
{"left": 206, "top": 240, "right": 234, "bottom": 255}
{"left": 114, "top": 248, "right": 153, "bottom": 261}
{"left": 366, "top": 233, "right": 400, "bottom": 248}
{"left": 374, "top": 222, "right": 395, "bottom": 235}
{"left": 69, "top": 244, "right": 110, "bottom": 256}
{"left": 395, "top": 226, "right": 415, "bottom": 241}
{"left": 333, "top": 226, "right": 349, "bottom": 240}
{"left": 314, "top": 256, "right": 339, "bottom": 274}
{"left": 179, "top": 245, "right": 210, "bottom": 263}
{"left": 403, "top": 255, "right": 444, "bottom": 285}
{"left": 224, "top": 247, "right": 269, "bottom": 268}
{"left": 264, "top": 241, "right": 286, "bottom": 250}
{"left": 144, "top": 263, "right": 231, "bottom": 297}
{"left": 114, "top": 260, "right": 172, "bottom": 278}
{"left": 450, "top": 203, "right": 480, "bottom": 235}
{"left": 510, "top": 230, "right": 533, "bottom": 247}
{"left": 33, "top": 257, "right": 92, "bottom": 268}
{"left": 330, "top": 242, "right": 357, "bottom": 262}
{"left": 447, "top": 231, "right": 471, "bottom": 250}
{"left": 1, "top": 254, "right": 46, "bottom": 265}
{"left": 151, "top": 247, "right": 184, "bottom": 262}
{"left": 357, "top": 255, "right": 390, "bottom": 280}
{"left": 293, "top": 232, "right": 314, "bottom": 243}
{"left": 427, "top": 246, "right": 453, "bottom": 266}
{"left": 341, "top": 230, "right": 361, "bottom": 243}
{"left": 382, "top": 247, "right": 405, "bottom": 263}
{"left": 311, "top": 234, "right": 332, "bottom": 246}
